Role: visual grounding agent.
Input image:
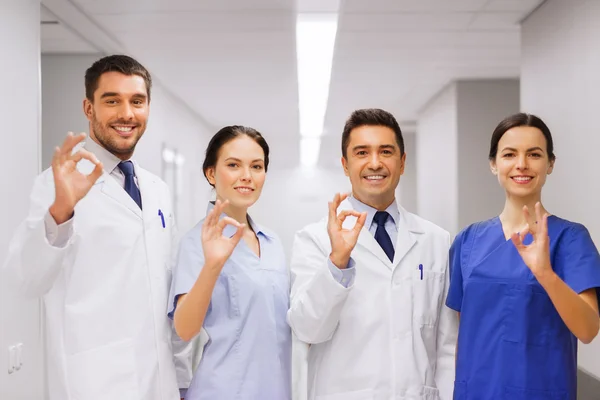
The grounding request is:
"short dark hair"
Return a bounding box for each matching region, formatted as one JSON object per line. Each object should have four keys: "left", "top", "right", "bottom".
{"left": 202, "top": 126, "right": 270, "bottom": 187}
{"left": 489, "top": 113, "right": 556, "bottom": 161}
{"left": 341, "top": 108, "right": 404, "bottom": 158}
{"left": 85, "top": 55, "right": 152, "bottom": 102}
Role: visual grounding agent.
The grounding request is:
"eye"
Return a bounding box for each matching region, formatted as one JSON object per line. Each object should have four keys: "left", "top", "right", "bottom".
{"left": 227, "top": 163, "right": 239, "bottom": 168}
{"left": 105, "top": 100, "right": 117, "bottom": 105}
{"left": 133, "top": 99, "right": 144, "bottom": 105}
{"left": 382, "top": 150, "right": 393, "bottom": 155}
{"left": 356, "top": 150, "right": 367, "bottom": 156}
{"left": 502, "top": 153, "right": 514, "bottom": 158}
{"left": 529, "top": 153, "right": 542, "bottom": 158}
{"left": 252, "top": 165, "right": 263, "bottom": 170}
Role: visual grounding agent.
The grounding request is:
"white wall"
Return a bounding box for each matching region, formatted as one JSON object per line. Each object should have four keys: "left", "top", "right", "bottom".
{"left": 0, "top": 1, "right": 45, "bottom": 399}
{"left": 41, "top": 54, "right": 212, "bottom": 234}
{"left": 416, "top": 84, "right": 459, "bottom": 235}
{"left": 416, "top": 80, "right": 519, "bottom": 237}
{"left": 398, "top": 131, "right": 417, "bottom": 213}
{"left": 456, "top": 79, "right": 520, "bottom": 230}
{"left": 521, "top": 0, "right": 600, "bottom": 378}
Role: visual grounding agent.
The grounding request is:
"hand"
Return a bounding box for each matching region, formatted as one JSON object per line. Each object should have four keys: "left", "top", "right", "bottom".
{"left": 511, "top": 202, "right": 553, "bottom": 279}
{"left": 201, "top": 199, "right": 246, "bottom": 270}
{"left": 49, "top": 132, "right": 103, "bottom": 224}
{"left": 327, "top": 193, "right": 367, "bottom": 269}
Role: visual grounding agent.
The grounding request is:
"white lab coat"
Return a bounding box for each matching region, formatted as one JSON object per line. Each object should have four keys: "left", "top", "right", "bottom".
{"left": 288, "top": 199, "right": 457, "bottom": 400}
{"left": 3, "top": 159, "right": 190, "bottom": 400}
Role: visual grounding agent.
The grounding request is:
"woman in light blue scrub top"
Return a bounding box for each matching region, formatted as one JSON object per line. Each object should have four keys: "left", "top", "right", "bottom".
{"left": 168, "top": 126, "right": 291, "bottom": 400}
{"left": 446, "top": 113, "right": 600, "bottom": 400}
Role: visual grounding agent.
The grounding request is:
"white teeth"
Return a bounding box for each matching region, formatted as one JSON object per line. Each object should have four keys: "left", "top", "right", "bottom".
{"left": 513, "top": 176, "right": 532, "bottom": 182}
{"left": 365, "top": 175, "right": 385, "bottom": 180}
{"left": 236, "top": 187, "right": 252, "bottom": 192}
{"left": 114, "top": 126, "right": 133, "bottom": 132}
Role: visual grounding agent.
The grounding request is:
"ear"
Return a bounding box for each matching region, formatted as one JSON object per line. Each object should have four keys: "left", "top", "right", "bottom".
{"left": 83, "top": 98, "right": 93, "bottom": 121}
{"left": 489, "top": 159, "right": 498, "bottom": 175}
{"left": 341, "top": 156, "right": 349, "bottom": 177}
{"left": 547, "top": 158, "right": 555, "bottom": 175}
{"left": 205, "top": 167, "right": 216, "bottom": 186}
{"left": 399, "top": 152, "right": 407, "bottom": 175}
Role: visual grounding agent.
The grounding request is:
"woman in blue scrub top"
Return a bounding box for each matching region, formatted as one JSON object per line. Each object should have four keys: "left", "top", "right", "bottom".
{"left": 446, "top": 113, "right": 600, "bottom": 400}
{"left": 168, "top": 126, "right": 291, "bottom": 400}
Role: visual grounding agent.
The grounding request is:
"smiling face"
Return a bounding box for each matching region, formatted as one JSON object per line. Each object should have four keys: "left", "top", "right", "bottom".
{"left": 84, "top": 71, "right": 149, "bottom": 160}
{"left": 490, "top": 125, "right": 554, "bottom": 200}
{"left": 341, "top": 125, "right": 406, "bottom": 209}
{"left": 205, "top": 135, "right": 266, "bottom": 210}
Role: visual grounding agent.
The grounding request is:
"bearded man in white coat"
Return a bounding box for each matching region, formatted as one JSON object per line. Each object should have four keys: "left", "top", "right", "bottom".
{"left": 3, "top": 55, "right": 190, "bottom": 400}
{"left": 288, "top": 108, "right": 458, "bottom": 400}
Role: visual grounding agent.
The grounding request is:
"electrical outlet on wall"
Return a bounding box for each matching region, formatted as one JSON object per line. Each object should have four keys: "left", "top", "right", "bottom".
{"left": 7, "top": 343, "right": 24, "bottom": 374}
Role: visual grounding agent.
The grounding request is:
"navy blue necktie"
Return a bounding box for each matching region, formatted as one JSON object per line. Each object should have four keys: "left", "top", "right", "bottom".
{"left": 373, "top": 211, "right": 394, "bottom": 262}
{"left": 118, "top": 161, "right": 142, "bottom": 210}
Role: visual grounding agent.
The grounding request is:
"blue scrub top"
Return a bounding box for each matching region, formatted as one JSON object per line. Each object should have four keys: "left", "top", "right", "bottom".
{"left": 168, "top": 203, "right": 291, "bottom": 400}
{"left": 446, "top": 216, "right": 600, "bottom": 400}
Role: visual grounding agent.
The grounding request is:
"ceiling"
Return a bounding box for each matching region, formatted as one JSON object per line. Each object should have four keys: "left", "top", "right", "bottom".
{"left": 40, "top": 0, "right": 544, "bottom": 169}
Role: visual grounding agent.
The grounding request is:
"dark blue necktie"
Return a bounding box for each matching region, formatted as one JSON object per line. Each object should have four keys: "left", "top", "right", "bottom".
{"left": 373, "top": 211, "right": 394, "bottom": 262}
{"left": 118, "top": 161, "right": 142, "bottom": 210}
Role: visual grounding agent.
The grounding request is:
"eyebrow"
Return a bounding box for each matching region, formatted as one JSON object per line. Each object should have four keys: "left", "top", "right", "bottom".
{"left": 224, "top": 157, "right": 264, "bottom": 163}
{"left": 501, "top": 146, "right": 545, "bottom": 152}
{"left": 100, "top": 92, "right": 147, "bottom": 100}
{"left": 352, "top": 144, "right": 397, "bottom": 152}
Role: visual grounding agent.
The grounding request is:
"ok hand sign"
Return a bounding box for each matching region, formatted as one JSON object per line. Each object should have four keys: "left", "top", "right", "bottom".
{"left": 327, "top": 193, "right": 367, "bottom": 269}
{"left": 201, "top": 199, "right": 246, "bottom": 270}
{"left": 511, "top": 202, "right": 552, "bottom": 278}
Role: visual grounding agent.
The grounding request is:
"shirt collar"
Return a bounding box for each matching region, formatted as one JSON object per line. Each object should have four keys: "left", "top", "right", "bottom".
{"left": 83, "top": 136, "right": 132, "bottom": 175}
{"left": 348, "top": 195, "right": 400, "bottom": 231}
{"left": 205, "top": 201, "right": 273, "bottom": 240}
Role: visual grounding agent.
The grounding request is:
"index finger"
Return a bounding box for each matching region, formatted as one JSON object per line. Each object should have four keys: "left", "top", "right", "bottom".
{"left": 60, "top": 132, "right": 86, "bottom": 156}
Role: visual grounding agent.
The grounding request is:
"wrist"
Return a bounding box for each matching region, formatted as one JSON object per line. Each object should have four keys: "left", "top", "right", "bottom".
{"left": 49, "top": 203, "right": 73, "bottom": 225}
{"left": 329, "top": 252, "right": 350, "bottom": 269}
{"left": 534, "top": 267, "right": 557, "bottom": 286}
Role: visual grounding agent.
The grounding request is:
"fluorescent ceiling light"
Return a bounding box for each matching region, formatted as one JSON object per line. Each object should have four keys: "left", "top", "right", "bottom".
{"left": 296, "top": 13, "right": 338, "bottom": 138}
{"left": 300, "top": 137, "right": 321, "bottom": 168}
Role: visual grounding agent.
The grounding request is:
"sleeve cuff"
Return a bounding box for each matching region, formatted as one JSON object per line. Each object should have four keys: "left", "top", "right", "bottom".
{"left": 179, "top": 388, "right": 187, "bottom": 398}
{"left": 327, "top": 258, "right": 356, "bottom": 288}
{"left": 44, "top": 211, "right": 74, "bottom": 248}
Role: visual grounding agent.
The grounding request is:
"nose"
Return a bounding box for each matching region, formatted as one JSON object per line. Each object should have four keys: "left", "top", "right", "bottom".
{"left": 117, "top": 102, "right": 135, "bottom": 121}
{"left": 240, "top": 166, "right": 252, "bottom": 182}
{"left": 367, "top": 153, "right": 383, "bottom": 170}
{"left": 516, "top": 154, "right": 529, "bottom": 170}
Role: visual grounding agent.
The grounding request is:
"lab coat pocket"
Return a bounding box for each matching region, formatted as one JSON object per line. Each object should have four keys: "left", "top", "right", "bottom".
{"left": 67, "top": 338, "right": 139, "bottom": 400}
{"left": 504, "top": 385, "right": 568, "bottom": 399}
{"left": 503, "top": 285, "right": 558, "bottom": 346}
{"left": 412, "top": 270, "right": 445, "bottom": 326}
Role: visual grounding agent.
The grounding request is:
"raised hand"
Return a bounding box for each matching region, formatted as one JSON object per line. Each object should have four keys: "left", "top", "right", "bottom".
{"left": 49, "top": 132, "right": 103, "bottom": 224}
{"left": 511, "top": 202, "right": 552, "bottom": 278}
{"left": 201, "top": 199, "right": 246, "bottom": 270}
{"left": 327, "top": 193, "right": 367, "bottom": 269}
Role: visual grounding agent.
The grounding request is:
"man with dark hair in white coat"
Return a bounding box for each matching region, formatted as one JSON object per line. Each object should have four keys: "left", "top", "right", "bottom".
{"left": 288, "top": 108, "right": 457, "bottom": 400}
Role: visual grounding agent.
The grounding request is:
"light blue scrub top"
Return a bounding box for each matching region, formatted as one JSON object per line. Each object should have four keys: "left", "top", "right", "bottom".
{"left": 446, "top": 216, "right": 600, "bottom": 400}
{"left": 168, "top": 203, "right": 291, "bottom": 400}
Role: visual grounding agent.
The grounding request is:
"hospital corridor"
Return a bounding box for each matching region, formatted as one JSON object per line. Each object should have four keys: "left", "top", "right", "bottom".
{"left": 1, "top": 0, "right": 600, "bottom": 399}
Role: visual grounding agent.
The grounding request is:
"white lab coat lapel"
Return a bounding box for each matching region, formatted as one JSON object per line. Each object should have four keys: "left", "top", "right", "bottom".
{"left": 91, "top": 164, "right": 143, "bottom": 219}
{"left": 391, "top": 205, "right": 422, "bottom": 271}
{"left": 338, "top": 199, "right": 392, "bottom": 268}
{"left": 135, "top": 165, "right": 160, "bottom": 226}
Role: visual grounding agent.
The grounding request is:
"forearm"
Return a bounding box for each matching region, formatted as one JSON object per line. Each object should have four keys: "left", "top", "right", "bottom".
{"left": 538, "top": 270, "right": 600, "bottom": 343}
{"left": 174, "top": 265, "right": 220, "bottom": 341}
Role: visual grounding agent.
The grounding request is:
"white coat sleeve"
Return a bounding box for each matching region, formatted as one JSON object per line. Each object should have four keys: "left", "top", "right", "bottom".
{"left": 434, "top": 234, "right": 458, "bottom": 400}
{"left": 3, "top": 171, "right": 78, "bottom": 298}
{"left": 287, "top": 226, "right": 354, "bottom": 344}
